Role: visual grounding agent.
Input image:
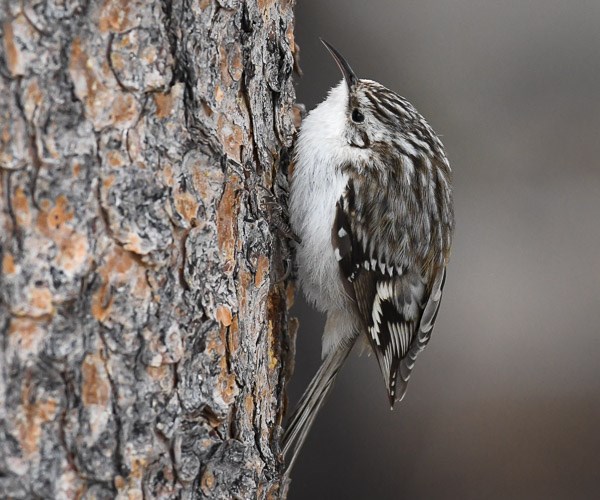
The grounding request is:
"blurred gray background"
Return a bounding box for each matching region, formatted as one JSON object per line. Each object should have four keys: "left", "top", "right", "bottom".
{"left": 287, "top": 1, "right": 600, "bottom": 498}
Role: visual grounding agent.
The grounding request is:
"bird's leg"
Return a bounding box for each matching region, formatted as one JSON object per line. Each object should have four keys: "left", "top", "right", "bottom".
{"left": 259, "top": 184, "right": 301, "bottom": 244}
{"left": 258, "top": 183, "right": 300, "bottom": 284}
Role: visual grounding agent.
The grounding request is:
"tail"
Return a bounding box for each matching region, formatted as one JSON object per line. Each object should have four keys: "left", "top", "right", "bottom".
{"left": 282, "top": 339, "right": 355, "bottom": 474}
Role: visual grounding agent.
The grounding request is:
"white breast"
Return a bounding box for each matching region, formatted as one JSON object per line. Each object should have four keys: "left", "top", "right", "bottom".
{"left": 290, "top": 82, "right": 355, "bottom": 312}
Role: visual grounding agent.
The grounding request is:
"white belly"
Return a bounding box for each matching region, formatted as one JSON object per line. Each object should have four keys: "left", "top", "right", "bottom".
{"left": 290, "top": 156, "right": 349, "bottom": 312}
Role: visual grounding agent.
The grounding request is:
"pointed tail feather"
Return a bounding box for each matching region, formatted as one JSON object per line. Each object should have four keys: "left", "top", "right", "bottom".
{"left": 282, "top": 339, "right": 355, "bottom": 474}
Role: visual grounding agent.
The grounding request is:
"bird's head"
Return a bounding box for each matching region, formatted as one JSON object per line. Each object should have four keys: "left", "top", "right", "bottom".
{"left": 297, "top": 40, "right": 444, "bottom": 175}
{"left": 318, "top": 39, "right": 420, "bottom": 154}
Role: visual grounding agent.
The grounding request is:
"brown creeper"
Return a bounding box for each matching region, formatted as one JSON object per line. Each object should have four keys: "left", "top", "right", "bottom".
{"left": 283, "top": 40, "right": 454, "bottom": 471}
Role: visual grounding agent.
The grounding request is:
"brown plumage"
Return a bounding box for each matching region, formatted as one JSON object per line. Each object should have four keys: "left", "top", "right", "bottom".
{"left": 284, "top": 39, "right": 454, "bottom": 472}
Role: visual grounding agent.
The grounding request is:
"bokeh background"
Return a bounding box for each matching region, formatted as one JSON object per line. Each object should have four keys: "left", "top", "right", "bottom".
{"left": 287, "top": 1, "right": 600, "bottom": 498}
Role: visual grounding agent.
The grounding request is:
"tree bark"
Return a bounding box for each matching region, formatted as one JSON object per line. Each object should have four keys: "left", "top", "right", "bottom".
{"left": 0, "top": 0, "right": 298, "bottom": 498}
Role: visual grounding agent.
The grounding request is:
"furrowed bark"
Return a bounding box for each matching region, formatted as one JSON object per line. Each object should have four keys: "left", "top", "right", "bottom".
{"left": 0, "top": 0, "right": 298, "bottom": 497}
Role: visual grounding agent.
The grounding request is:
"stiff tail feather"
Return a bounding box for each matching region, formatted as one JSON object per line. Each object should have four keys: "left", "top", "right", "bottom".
{"left": 282, "top": 339, "right": 355, "bottom": 474}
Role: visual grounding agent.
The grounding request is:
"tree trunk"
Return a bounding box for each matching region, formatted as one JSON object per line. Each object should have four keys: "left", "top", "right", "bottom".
{"left": 0, "top": 0, "right": 298, "bottom": 498}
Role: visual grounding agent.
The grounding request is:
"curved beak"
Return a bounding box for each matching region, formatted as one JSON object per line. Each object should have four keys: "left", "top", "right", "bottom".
{"left": 320, "top": 38, "right": 358, "bottom": 90}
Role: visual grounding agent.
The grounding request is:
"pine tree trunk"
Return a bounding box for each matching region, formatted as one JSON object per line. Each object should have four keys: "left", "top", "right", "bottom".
{"left": 0, "top": 0, "right": 298, "bottom": 497}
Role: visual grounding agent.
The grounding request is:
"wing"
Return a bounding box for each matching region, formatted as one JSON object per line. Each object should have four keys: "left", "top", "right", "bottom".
{"left": 332, "top": 180, "right": 447, "bottom": 407}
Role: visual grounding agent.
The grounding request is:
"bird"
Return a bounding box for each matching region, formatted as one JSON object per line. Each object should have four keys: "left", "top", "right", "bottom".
{"left": 283, "top": 39, "right": 454, "bottom": 472}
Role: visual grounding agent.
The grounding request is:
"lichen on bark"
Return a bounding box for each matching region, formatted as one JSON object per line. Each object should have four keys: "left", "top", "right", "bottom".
{"left": 0, "top": 0, "right": 298, "bottom": 498}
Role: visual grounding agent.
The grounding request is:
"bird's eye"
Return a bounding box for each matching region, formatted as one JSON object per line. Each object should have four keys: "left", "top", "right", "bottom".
{"left": 351, "top": 108, "right": 364, "bottom": 123}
